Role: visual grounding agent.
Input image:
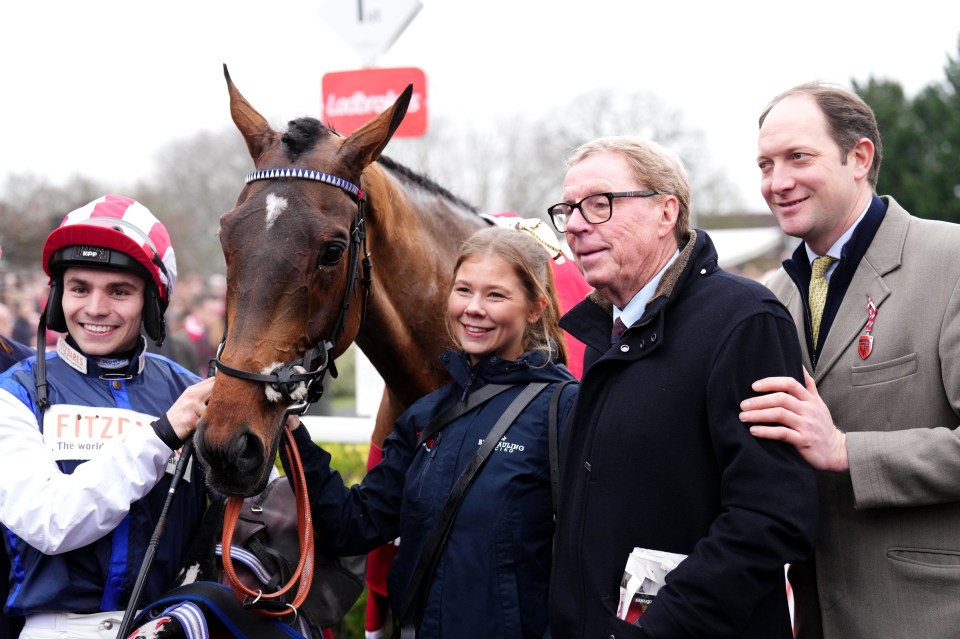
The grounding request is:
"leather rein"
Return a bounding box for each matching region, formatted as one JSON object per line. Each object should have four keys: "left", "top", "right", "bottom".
{"left": 221, "top": 427, "right": 313, "bottom": 618}
{"left": 215, "top": 167, "right": 371, "bottom": 620}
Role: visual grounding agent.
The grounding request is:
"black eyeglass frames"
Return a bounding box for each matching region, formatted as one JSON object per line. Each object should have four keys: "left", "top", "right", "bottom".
{"left": 547, "top": 190, "right": 659, "bottom": 233}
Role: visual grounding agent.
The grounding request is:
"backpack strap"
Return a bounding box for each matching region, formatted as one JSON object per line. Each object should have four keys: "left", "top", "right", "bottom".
{"left": 416, "top": 383, "right": 515, "bottom": 447}
{"left": 398, "top": 381, "right": 549, "bottom": 637}
{"left": 548, "top": 379, "right": 578, "bottom": 515}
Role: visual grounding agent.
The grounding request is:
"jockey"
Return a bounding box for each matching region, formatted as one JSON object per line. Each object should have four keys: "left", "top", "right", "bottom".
{"left": 0, "top": 195, "right": 214, "bottom": 639}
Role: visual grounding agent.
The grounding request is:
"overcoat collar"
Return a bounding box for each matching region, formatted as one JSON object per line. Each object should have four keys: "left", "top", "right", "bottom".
{"left": 810, "top": 196, "right": 907, "bottom": 379}
{"left": 561, "top": 229, "right": 720, "bottom": 356}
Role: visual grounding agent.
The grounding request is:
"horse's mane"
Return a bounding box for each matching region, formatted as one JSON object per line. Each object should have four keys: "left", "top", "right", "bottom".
{"left": 377, "top": 155, "right": 478, "bottom": 213}
{"left": 281, "top": 117, "right": 478, "bottom": 214}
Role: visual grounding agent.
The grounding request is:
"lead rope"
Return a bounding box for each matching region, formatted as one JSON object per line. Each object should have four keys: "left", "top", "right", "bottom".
{"left": 220, "top": 427, "right": 315, "bottom": 618}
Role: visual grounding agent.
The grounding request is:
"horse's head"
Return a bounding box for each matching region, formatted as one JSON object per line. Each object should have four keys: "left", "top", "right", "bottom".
{"left": 195, "top": 65, "right": 411, "bottom": 496}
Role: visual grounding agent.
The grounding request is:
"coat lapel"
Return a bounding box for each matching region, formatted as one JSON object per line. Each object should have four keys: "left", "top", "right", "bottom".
{"left": 813, "top": 199, "right": 909, "bottom": 380}
{"left": 774, "top": 274, "right": 814, "bottom": 373}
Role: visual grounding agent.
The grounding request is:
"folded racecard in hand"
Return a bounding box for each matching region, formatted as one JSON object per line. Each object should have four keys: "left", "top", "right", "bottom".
{"left": 617, "top": 547, "right": 688, "bottom": 624}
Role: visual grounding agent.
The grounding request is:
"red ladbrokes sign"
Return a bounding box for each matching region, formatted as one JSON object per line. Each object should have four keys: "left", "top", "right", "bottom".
{"left": 322, "top": 67, "right": 427, "bottom": 137}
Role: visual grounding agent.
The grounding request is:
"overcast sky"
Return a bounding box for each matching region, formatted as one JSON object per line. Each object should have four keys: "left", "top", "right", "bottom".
{"left": 2, "top": 0, "right": 958, "bottom": 212}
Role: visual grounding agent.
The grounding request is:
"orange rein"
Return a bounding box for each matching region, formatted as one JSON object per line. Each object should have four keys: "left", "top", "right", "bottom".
{"left": 220, "top": 427, "right": 315, "bottom": 618}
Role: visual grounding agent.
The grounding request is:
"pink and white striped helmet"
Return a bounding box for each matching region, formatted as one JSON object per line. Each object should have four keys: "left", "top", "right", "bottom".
{"left": 41, "top": 194, "right": 177, "bottom": 344}
{"left": 42, "top": 194, "right": 176, "bottom": 303}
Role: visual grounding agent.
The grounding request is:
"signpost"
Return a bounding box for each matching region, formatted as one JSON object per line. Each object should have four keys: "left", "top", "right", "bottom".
{"left": 319, "top": 0, "right": 423, "bottom": 67}
{"left": 319, "top": 0, "right": 427, "bottom": 137}
{"left": 318, "top": 1, "right": 426, "bottom": 428}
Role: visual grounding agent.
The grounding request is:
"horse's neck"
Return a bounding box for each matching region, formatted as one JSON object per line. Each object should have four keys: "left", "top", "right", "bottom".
{"left": 355, "top": 166, "right": 487, "bottom": 408}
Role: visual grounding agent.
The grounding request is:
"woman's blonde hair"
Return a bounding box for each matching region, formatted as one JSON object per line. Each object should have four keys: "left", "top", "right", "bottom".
{"left": 449, "top": 226, "right": 567, "bottom": 365}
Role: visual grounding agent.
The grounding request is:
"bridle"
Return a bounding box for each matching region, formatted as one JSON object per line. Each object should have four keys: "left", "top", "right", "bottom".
{"left": 214, "top": 167, "right": 373, "bottom": 621}
{"left": 213, "top": 167, "right": 373, "bottom": 408}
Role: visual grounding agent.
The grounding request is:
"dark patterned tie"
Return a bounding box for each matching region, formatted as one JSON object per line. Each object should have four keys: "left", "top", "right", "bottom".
{"left": 611, "top": 317, "right": 628, "bottom": 344}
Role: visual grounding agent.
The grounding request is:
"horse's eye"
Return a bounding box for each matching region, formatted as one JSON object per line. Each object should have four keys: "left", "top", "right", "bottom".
{"left": 319, "top": 244, "right": 346, "bottom": 266}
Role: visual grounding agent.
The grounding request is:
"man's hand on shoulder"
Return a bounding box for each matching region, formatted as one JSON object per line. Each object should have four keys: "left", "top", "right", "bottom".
{"left": 739, "top": 367, "right": 849, "bottom": 472}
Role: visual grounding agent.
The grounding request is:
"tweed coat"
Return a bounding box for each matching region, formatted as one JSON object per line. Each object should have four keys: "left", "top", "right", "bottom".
{"left": 765, "top": 197, "right": 960, "bottom": 639}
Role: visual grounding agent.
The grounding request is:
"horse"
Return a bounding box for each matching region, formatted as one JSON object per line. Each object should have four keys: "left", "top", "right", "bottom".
{"left": 126, "top": 65, "right": 593, "bottom": 639}
{"left": 193, "top": 66, "right": 490, "bottom": 499}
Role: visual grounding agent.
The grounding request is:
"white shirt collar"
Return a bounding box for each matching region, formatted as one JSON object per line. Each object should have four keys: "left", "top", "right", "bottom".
{"left": 804, "top": 201, "right": 871, "bottom": 266}
{"left": 614, "top": 249, "right": 681, "bottom": 328}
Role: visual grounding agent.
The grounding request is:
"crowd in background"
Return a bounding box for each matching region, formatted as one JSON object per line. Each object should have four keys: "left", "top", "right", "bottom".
{"left": 0, "top": 267, "right": 225, "bottom": 378}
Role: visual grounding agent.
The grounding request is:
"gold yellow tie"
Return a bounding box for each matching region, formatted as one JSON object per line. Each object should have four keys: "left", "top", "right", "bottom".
{"left": 809, "top": 256, "right": 836, "bottom": 348}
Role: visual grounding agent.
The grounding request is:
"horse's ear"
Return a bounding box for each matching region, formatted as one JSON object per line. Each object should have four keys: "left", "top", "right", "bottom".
{"left": 223, "top": 64, "right": 276, "bottom": 163}
{"left": 338, "top": 84, "right": 413, "bottom": 171}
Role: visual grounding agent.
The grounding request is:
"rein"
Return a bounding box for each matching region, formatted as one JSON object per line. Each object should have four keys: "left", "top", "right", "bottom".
{"left": 214, "top": 168, "right": 372, "bottom": 405}
{"left": 220, "top": 426, "right": 314, "bottom": 618}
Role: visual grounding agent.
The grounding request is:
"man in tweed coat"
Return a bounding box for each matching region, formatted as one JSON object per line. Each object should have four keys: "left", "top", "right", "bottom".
{"left": 741, "top": 82, "right": 960, "bottom": 639}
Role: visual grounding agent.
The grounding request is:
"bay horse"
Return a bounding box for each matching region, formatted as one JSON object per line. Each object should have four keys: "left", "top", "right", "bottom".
{"left": 195, "top": 66, "right": 488, "bottom": 498}
{"left": 127, "top": 66, "right": 592, "bottom": 639}
{"left": 126, "top": 67, "right": 490, "bottom": 639}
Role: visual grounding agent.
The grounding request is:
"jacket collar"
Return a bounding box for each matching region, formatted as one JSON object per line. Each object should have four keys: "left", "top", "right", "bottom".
{"left": 809, "top": 196, "right": 907, "bottom": 379}
{"left": 562, "top": 229, "right": 719, "bottom": 353}
{"left": 582, "top": 229, "right": 704, "bottom": 314}
{"left": 56, "top": 335, "right": 147, "bottom": 378}
{"left": 439, "top": 347, "right": 565, "bottom": 392}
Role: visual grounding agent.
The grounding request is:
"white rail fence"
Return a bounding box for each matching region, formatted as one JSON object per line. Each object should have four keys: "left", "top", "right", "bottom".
{"left": 301, "top": 347, "right": 379, "bottom": 443}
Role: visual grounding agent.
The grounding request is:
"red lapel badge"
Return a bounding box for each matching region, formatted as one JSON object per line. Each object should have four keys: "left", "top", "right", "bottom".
{"left": 858, "top": 297, "right": 877, "bottom": 360}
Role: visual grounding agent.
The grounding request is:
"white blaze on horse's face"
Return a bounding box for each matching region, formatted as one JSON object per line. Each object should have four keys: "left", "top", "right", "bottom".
{"left": 264, "top": 192, "right": 288, "bottom": 229}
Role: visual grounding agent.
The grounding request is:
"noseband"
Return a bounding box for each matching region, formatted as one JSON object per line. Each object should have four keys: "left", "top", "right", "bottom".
{"left": 213, "top": 167, "right": 372, "bottom": 409}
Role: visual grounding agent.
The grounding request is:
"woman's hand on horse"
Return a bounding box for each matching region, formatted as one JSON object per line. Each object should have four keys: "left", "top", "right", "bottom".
{"left": 285, "top": 414, "right": 301, "bottom": 432}
{"left": 167, "top": 377, "right": 216, "bottom": 439}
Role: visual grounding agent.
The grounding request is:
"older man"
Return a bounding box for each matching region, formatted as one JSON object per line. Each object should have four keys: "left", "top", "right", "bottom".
{"left": 547, "top": 136, "right": 817, "bottom": 638}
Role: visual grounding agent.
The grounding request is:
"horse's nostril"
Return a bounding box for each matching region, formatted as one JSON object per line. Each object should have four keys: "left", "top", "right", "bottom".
{"left": 195, "top": 427, "right": 266, "bottom": 481}
{"left": 226, "top": 431, "right": 265, "bottom": 475}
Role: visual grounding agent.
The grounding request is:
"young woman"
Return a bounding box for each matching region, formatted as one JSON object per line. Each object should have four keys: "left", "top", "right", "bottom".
{"left": 283, "top": 226, "right": 578, "bottom": 639}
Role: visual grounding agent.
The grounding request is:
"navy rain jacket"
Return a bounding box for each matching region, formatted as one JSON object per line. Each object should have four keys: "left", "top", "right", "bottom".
{"left": 285, "top": 348, "right": 577, "bottom": 639}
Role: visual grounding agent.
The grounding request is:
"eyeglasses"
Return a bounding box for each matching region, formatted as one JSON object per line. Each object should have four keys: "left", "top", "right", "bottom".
{"left": 547, "top": 190, "right": 659, "bottom": 233}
